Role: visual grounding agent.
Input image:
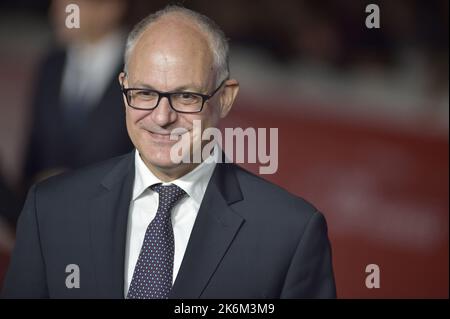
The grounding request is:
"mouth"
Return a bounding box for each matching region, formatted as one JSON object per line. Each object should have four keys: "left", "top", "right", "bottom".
{"left": 145, "top": 129, "right": 187, "bottom": 143}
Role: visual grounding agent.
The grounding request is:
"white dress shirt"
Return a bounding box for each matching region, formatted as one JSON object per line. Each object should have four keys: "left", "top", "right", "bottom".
{"left": 124, "top": 149, "right": 218, "bottom": 297}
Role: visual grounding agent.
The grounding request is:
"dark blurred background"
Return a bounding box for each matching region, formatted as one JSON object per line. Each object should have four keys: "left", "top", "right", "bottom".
{"left": 0, "top": 0, "right": 448, "bottom": 298}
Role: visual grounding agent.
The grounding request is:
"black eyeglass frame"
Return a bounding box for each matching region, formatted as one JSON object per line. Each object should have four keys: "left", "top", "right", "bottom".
{"left": 121, "top": 77, "right": 228, "bottom": 114}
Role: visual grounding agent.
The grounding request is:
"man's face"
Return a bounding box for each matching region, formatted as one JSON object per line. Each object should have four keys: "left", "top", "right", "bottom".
{"left": 121, "top": 17, "right": 237, "bottom": 178}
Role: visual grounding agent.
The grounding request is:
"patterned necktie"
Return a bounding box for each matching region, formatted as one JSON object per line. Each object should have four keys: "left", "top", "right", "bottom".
{"left": 127, "top": 183, "right": 186, "bottom": 299}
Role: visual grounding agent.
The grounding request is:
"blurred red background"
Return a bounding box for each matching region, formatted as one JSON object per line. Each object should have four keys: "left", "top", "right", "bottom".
{"left": 221, "top": 99, "right": 448, "bottom": 298}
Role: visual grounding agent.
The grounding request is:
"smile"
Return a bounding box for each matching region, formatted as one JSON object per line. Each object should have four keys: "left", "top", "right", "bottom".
{"left": 145, "top": 129, "right": 186, "bottom": 143}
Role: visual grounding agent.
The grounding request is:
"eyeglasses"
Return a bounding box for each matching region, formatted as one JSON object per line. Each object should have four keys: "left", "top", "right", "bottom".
{"left": 121, "top": 78, "right": 227, "bottom": 114}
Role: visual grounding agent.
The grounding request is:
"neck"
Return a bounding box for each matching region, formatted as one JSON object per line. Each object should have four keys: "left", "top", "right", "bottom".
{"left": 143, "top": 160, "right": 200, "bottom": 183}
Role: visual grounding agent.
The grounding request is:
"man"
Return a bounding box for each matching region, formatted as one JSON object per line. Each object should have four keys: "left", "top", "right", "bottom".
{"left": 24, "top": 0, "right": 133, "bottom": 185}
{"left": 2, "top": 5, "right": 336, "bottom": 298}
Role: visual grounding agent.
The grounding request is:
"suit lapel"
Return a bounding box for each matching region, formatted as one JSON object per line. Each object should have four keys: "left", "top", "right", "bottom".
{"left": 169, "top": 163, "right": 245, "bottom": 298}
{"left": 89, "top": 153, "right": 134, "bottom": 298}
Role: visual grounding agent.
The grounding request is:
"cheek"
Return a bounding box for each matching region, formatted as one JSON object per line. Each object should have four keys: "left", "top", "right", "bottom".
{"left": 125, "top": 112, "right": 137, "bottom": 144}
{"left": 125, "top": 110, "right": 136, "bottom": 134}
{"left": 126, "top": 108, "right": 150, "bottom": 131}
{"left": 125, "top": 109, "right": 146, "bottom": 144}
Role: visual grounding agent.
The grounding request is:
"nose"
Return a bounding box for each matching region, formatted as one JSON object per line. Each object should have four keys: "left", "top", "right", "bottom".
{"left": 150, "top": 96, "right": 177, "bottom": 127}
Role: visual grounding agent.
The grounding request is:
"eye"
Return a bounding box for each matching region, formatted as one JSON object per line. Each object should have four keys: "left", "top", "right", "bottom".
{"left": 173, "top": 93, "right": 201, "bottom": 104}
{"left": 134, "top": 90, "right": 158, "bottom": 100}
{"left": 181, "top": 93, "right": 195, "bottom": 100}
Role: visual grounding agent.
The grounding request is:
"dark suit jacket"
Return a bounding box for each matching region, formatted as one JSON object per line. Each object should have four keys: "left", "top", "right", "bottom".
{"left": 24, "top": 49, "right": 133, "bottom": 182}
{"left": 2, "top": 151, "right": 336, "bottom": 298}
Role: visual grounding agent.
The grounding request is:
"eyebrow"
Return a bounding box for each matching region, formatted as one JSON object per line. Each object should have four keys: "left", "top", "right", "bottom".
{"left": 131, "top": 82, "right": 205, "bottom": 93}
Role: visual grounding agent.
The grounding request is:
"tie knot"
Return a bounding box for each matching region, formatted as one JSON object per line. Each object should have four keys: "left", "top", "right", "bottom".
{"left": 151, "top": 183, "right": 186, "bottom": 212}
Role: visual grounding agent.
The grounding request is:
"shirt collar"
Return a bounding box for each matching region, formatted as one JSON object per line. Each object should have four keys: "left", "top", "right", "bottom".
{"left": 132, "top": 147, "right": 219, "bottom": 206}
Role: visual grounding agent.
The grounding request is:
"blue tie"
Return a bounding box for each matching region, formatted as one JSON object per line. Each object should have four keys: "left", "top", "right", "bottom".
{"left": 127, "top": 183, "right": 186, "bottom": 299}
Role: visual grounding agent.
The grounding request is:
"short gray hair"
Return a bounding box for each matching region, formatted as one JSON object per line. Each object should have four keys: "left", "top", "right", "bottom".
{"left": 124, "top": 5, "right": 230, "bottom": 85}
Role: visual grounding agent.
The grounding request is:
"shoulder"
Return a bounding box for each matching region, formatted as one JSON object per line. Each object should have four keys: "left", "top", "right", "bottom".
{"left": 230, "top": 164, "right": 320, "bottom": 224}
{"left": 34, "top": 152, "right": 133, "bottom": 201}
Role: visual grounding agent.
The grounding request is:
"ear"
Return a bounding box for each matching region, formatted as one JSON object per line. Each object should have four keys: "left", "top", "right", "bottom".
{"left": 118, "top": 72, "right": 128, "bottom": 109}
{"left": 219, "top": 79, "right": 239, "bottom": 118}
{"left": 118, "top": 71, "right": 126, "bottom": 86}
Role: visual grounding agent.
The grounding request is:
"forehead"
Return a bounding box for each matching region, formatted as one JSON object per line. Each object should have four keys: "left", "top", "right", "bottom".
{"left": 127, "top": 16, "right": 215, "bottom": 88}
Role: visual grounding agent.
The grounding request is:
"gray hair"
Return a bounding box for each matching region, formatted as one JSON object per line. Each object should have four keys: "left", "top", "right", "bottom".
{"left": 124, "top": 5, "right": 230, "bottom": 85}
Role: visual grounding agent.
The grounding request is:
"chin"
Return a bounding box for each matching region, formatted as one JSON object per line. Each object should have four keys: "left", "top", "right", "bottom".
{"left": 141, "top": 148, "right": 180, "bottom": 169}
